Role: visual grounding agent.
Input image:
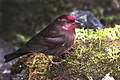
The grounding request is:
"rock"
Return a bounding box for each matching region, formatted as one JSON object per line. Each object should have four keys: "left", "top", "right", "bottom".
{"left": 0, "top": 39, "right": 16, "bottom": 80}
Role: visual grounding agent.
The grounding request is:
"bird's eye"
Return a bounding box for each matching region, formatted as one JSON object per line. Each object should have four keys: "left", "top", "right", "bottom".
{"left": 67, "top": 20, "right": 71, "bottom": 23}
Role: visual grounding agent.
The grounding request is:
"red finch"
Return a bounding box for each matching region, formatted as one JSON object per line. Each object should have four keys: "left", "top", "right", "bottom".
{"left": 4, "top": 14, "right": 79, "bottom": 63}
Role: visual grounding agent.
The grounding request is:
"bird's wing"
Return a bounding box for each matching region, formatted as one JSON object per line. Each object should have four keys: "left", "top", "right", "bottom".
{"left": 44, "top": 36, "right": 64, "bottom": 45}
{"left": 21, "top": 28, "right": 66, "bottom": 53}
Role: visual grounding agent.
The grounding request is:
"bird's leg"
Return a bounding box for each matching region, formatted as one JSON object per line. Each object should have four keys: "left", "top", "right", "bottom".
{"left": 48, "top": 55, "right": 67, "bottom": 69}
{"left": 48, "top": 56, "right": 65, "bottom": 65}
{"left": 49, "top": 58, "right": 64, "bottom": 65}
{"left": 48, "top": 58, "right": 65, "bottom": 70}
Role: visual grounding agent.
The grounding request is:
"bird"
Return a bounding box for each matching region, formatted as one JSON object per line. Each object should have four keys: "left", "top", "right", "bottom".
{"left": 4, "top": 14, "right": 79, "bottom": 63}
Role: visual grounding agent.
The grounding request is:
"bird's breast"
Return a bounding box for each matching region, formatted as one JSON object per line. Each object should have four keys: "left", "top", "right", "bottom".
{"left": 63, "top": 29, "right": 76, "bottom": 52}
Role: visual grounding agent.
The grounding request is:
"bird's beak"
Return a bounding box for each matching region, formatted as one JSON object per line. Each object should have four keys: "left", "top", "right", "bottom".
{"left": 75, "top": 20, "right": 81, "bottom": 24}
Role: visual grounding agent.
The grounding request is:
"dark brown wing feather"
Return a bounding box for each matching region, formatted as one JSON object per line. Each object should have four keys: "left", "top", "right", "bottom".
{"left": 18, "top": 23, "right": 66, "bottom": 55}
{"left": 19, "top": 22, "right": 75, "bottom": 56}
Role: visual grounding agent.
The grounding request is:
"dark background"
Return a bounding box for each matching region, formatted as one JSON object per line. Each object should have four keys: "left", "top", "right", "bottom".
{"left": 0, "top": 0, "right": 120, "bottom": 42}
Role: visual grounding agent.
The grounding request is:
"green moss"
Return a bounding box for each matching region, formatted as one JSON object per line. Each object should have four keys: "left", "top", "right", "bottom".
{"left": 12, "top": 25, "right": 120, "bottom": 80}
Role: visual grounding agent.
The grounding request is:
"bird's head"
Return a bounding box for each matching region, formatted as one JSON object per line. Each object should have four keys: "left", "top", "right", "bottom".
{"left": 55, "top": 15, "right": 80, "bottom": 30}
{"left": 56, "top": 15, "right": 75, "bottom": 22}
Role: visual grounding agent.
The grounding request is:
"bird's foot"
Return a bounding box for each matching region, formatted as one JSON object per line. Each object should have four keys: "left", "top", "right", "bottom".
{"left": 49, "top": 59, "right": 65, "bottom": 65}
{"left": 48, "top": 56, "right": 66, "bottom": 65}
{"left": 48, "top": 59, "right": 66, "bottom": 70}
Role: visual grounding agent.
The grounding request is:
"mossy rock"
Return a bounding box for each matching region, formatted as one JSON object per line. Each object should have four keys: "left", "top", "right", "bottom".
{"left": 11, "top": 26, "right": 120, "bottom": 80}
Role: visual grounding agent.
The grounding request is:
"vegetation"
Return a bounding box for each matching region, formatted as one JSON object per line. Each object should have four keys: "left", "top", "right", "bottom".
{"left": 12, "top": 25, "right": 120, "bottom": 80}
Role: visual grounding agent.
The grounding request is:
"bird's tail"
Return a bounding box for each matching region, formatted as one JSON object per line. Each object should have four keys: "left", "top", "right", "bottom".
{"left": 4, "top": 51, "right": 29, "bottom": 63}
